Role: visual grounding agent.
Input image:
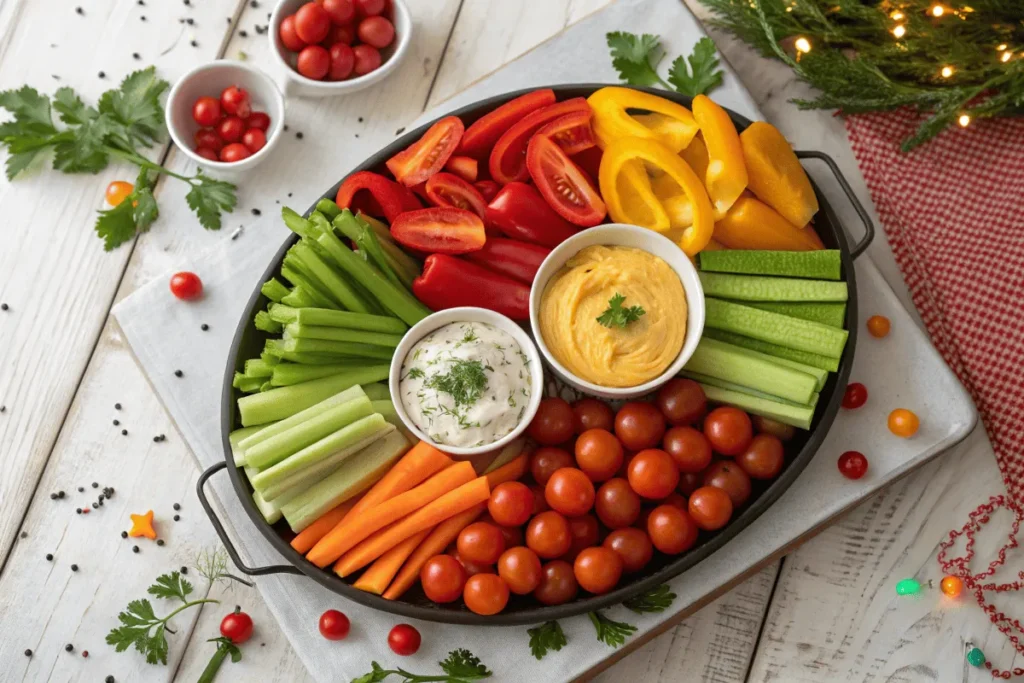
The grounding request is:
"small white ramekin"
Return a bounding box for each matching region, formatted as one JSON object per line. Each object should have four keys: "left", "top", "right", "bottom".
{"left": 529, "top": 224, "right": 705, "bottom": 400}
{"left": 389, "top": 307, "right": 544, "bottom": 458}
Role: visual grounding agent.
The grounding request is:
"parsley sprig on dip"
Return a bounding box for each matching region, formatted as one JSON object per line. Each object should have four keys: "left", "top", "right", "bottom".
{"left": 596, "top": 292, "right": 646, "bottom": 329}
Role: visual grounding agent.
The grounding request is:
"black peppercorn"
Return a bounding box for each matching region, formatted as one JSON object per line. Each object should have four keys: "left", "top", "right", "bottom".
{"left": 65, "top": 644, "right": 73, "bottom": 652}
{"left": 140, "top": 15, "right": 146, "bottom": 20}
{"left": 92, "top": 503, "right": 98, "bottom": 510}
{"left": 156, "top": 539, "right": 165, "bottom": 546}
{"left": 186, "top": 17, "right": 194, "bottom": 25}
{"left": 121, "top": 429, "right": 128, "bottom": 436}
{"left": 70, "top": 564, "right": 78, "bottom": 571}
{"left": 58, "top": 491, "right": 65, "bottom": 498}
{"left": 46, "top": 553, "right": 53, "bottom": 561}
{"left": 121, "top": 531, "right": 128, "bottom": 538}
{"left": 132, "top": 546, "right": 139, "bottom": 553}
{"left": 132, "top": 52, "right": 140, "bottom": 60}
{"left": 50, "top": 493, "right": 57, "bottom": 500}
{"left": 251, "top": 208, "right": 261, "bottom": 216}
{"left": 180, "top": 566, "right": 188, "bottom": 574}
{"left": 174, "top": 370, "right": 183, "bottom": 378}
{"left": 173, "top": 514, "right": 180, "bottom": 521}
{"left": 76, "top": 508, "right": 82, "bottom": 514}
{"left": 24, "top": 649, "right": 31, "bottom": 657}
{"left": 20, "top": 531, "right": 27, "bottom": 539}
{"left": 107, "top": 676, "right": 115, "bottom": 683}
{"left": 239, "top": 30, "right": 248, "bottom": 37}
{"left": 78, "top": 486, "right": 84, "bottom": 492}
{"left": 98, "top": 71, "right": 105, "bottom": 79}
{"left": 0, "top": 303, "right": 8, "bottom": 310}
{"left": 173, "top": 503, "right": 181, "bottom": 511}
{"left": 283, "top": 124, "right": 289, "bottom": 132}
{"left": 190, "top": 39, "right": 198, "bottom": 47}
{"left": 92, "top": 482, "right": 98, "bottom": 488}
{"left": 113, "top": 419, "right": 119, "bottom": 426}
{"left": 201, "top": 323, "right": 209, "bottom": 331}
{"left": 152, "top": 436, "right": 159, "bottom": 442}
{"left": 115, "top": 402, "right": 122, "bottom": 410}
{"left": 358, "top": 117, "right": 364, "bottom": 123}
{"left": 250, "top": 0, "right": 259, "bottom": 6}
{"left": 75, "top": 6, "right": 83, "bottom": 14}
{"left": 296, "top": 132, "right": 304, "bottom": 139}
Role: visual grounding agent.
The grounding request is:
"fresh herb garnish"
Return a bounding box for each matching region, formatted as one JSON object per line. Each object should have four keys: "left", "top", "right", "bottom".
{"left": 596, "top": 293, "right": 646, "bottom": 329}
{"left": 607, "top": 33, "right": 723, "bottom": 98}
{"left": 623, "top": 584, "right": 676, "bottom": 614}
{"left": 406, "top": 367, "right": 425, "bottom": 380}
{"left": 589, "top": 611, "right": 637, "bottom": 648}
{"left": 425, "top": 359, "right": 489, "bottom": 408}
{"left": 527, "top": 621, "right": 567, "bottom": 660}
{"left": 0, "top": 67, "right": 237, "bottom": 250}
{"left": 353, "top": 648, "right": 492, "bottom": 683}
{"left": 197, "top": 637, "right": 242, "bottom": 683}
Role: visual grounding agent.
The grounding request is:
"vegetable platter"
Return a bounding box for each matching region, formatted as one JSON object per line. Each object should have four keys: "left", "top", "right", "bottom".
{"left": 207, "top": 84, "right": 875, "bottom": 625}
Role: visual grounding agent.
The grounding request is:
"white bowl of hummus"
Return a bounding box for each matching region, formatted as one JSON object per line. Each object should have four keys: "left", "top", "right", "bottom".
{"left": 530, "top": 224, "right": 705, "bottom": 399}
{"left": 389, "top": 307, "right": 545, "bottom": 457}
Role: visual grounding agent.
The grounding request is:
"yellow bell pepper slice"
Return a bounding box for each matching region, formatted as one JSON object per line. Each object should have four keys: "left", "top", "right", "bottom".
{"left": 647, "top": 136, "right": 711, "bottom": 231}
{"left": 713, "top": 196, "right": 822, "bottom": 251}
{"left": 740, "top": 121, "right": 819, "bottom": 228}
{"left": 692, "top": 95, "right": 747, "bottom": 218}
{"left": 680, "top": 134, "right": 710, "bottom": 181}
{"left": 613, "top": 159, "right": 671, "bottom": 232}
{"left": 599, "top": 136, "right": 714, "bottom": 255}
{"left": 588, "top": 87, "right": 698, "bottom": 152}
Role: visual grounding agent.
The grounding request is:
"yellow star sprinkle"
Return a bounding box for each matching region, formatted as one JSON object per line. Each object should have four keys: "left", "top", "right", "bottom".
{"left": 129, "top": 510, "right": 157, "bottom": 540}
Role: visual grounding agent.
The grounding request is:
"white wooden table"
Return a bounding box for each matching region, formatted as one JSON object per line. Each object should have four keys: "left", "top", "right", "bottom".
{"left": 0, "top": 1, "right": 1012, "bottom": 681}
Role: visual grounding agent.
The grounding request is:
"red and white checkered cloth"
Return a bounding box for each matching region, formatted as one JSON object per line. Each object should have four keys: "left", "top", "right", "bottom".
{"left": 845, "top": 110, "right": 1024, "bottom": 677}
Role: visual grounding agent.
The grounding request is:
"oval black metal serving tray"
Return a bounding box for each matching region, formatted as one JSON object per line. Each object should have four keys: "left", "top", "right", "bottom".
{"left": 199, "top": 84, "right": 874, "bottom": 625}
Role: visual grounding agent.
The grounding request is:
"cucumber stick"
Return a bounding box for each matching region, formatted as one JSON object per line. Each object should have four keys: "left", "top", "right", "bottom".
{"left": 699, "top": 272, "right": 848, "bottom": 302}
{"left": 703, "top": 328, "right": 840, "bottom": 372}
{"left": 699, "top": 383, "right": 815, "bottom": 430}
{"left": 238, "top": 366, "right": 388, "bottom": 426}
{"left": 699, "top": 250, "right": 842, "bottom": 280}
{"left": 682, "top": 371, "right": 819, "bottom": 411}
{"left": 245, "top": 396, "right": 374, "bottom": 470}
{"left": 284, "top": 322, "right": 404, "bottom": 348}
{"left": 747, "top": 301, "right": 846, "bottom": 328}
{"left": 238, "top": 385, "right": 366, "bottom": 455}
{"left": 271, "top": 363, "right": 360, "bottom": 387}
{"left": 705, "top": 298, "right": 848, "bottom": 358}
{"left": 702, "top": 337, "right": 828, "bottom": 390}
{"left": 684, "top": 338, "right": 818, "bottom": 404}
{"left": 230, "top": 426, "right": 264, "bottom": 467}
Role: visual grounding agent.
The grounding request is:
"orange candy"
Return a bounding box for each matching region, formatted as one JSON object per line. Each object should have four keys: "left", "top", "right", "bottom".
{"left": 740, "top": 121, "right": 819, "bottom": 228}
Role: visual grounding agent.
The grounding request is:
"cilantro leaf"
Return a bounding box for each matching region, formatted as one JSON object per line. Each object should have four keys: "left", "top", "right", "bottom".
{"left": 351, "top": 662, "right": 389, "bottom": 683}
{"left": 623, "top": 584, "right": 676, "bottom": 614}
{"left": 607, "top": 32, "right": 666, "bottom": 87}
{"left": 186, "top": 172, "right": 237, "bottom": 230}
{"left": 98, "top": 67, "right": 169, "bottom": 149}
{"left": 439, "top": 648, "right": 491, "bottom": 680}
{"left": 596, "top": 292, "right": 646, "bottom": 329}
{"left": 52, "top": 87, "right": 99, "bottom": 126}
{"left": 0, "top": 86, "right": 58, "bottom": 137}
{"left": 589, "top": 611, "right": 637, "bottom": 648}
{"left": 132, "top": 170, "right": 160, "bottom": 234}
{"left": 668, "top": 37, "right": 724, "bottom": 97}
{"left": 147, "top": 571, "right": 193, "bottom": 603}
{"left": 94, "top": 196, "right": 138, "bottom": 250}
{"left": 527, "top": 621, "right": 567, "bottom": 660}
{"left": 105, "top": 598, "right": 170, "bottom": 665}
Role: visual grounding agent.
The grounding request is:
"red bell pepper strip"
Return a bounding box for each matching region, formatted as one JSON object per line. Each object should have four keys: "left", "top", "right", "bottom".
{"left": 463, "top": 237, "right": 550, "bottom": 285}
{"left": 484, "top": 182, "right": 579, "bottom": 248}
{"left": 488, "top": 98, "right": 590, "bottom": 184}
{"left": 474, "top": 180, "right": 500, "bottom": 202}
{"left": 335, "top": 171, "right": 421, "bottom": 223}
{"left": 413, "top": 254, "right": 531, "bottom": 321}
{"left": 458, "top": 89, "right": 556, "bottom": 159}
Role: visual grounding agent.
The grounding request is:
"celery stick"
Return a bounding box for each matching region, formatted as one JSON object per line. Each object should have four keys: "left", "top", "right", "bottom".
{"left": 357, "top": 212, "right": 394, "bottom": 243}
{"left": 699, "top": 383, "right": 815, "bottom": 430}
{"left": 234, "top": 373, "right": 263, "bottom": 393}
{"left": 373, "top": 399, "right": 416, "bottom": 443}
{"left": 309, "top": 211, "right": 332, "bottom": 236}
{"left": 238, "top": 385, "right": 365, "bottom": 454}
{"left": 282, "top": 428, "right": 410, "bottom": 532}
{"left": 682, "top": 371, "right": 819, "bottom": 410}
{"left": 244, "top": 358, "right": 275, "bottom": 379}
{"left": 252, "top": 490, "right": 283, "bottom": 524}
{"left": 246, "top": 395, "right": 374, "bottom": 469}
{"left": 281, "top": 286, "right": 317, "bottom": 309}
{"left": 355, "top": 213, "right": 422, "bottom": 285}
{"left": 280, "top": 337, "right": 394, "bottom": 360}
{"left": 698, "top": 250, "right": 842, "bottom": 280}
{"left": 282, "top": 207, "right": 320, "bottom": 240}
{"left": 705, "top": 298, "right": 849, "bottom": 358}
{"left": 684, "top": 338, "right": 818, "bottom": 405}
{"left": 260, "top": 352, "right": 281, "bottom": 367}
{"left": 268, "top": 303, "right": 299, "bottom": 325}
{"left": 260, "top": 381, "right": 273, "bottom": 392}
{"left": 317, "top": 198, "right": 342, "bottom": 221}
{"left": 285, "top": 322, "right": 404, "bottom": 348}
{"left": 261, "top": 278, "right": 291, "bottom": 303}
{"left": 254, "top": 311, "right": 283, "bottom": 333}
{"left": 281, "top": 262, "right": 340, "bottom": 309}
{"left": 263, "top": 340, "right": 353, "bottom": 365}
{"left": 293, "top": 307, "right": 407, "bottom": 333}
{"left": 230, "top": 426, "right": 264, "bottom": 467}
{"left": 238, "top": 366, "right": 389, "bottom": 426}
{"left": 747, "top": 301, "right": 847, "bottom": 328}
{"left": 703, "top": 328, "right": 841, "bottom": 372}
{"left": 253, "top": 417, "right": 392, "bottom": 499}
{"left": 335, "top": 211, "right": 403, "bottom": 289}
{"left": 699, "top": 272, "right": 848, "bottom": 302}
{"left": 292, "top": 241, "right": 372, "bottom": 313}
{"left": 271, "top": 363, "right": 358, "bottom": 387}
{"left": 362, "top": 383, "right": 391, "bottom": 401}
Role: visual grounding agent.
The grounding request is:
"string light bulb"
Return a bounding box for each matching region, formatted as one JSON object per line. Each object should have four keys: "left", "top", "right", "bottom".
{"left": 890, "top": 10, "right": 904, "bottom": 20}
{"left": 958, "top": 114, "right": 971, "bottom": 127}
{"left": 1001, "top": 50, "right": 1013, "bottom": 63}
{"left": 892, "top": 24, "right": 907, "bottom": 38}
{"left": 940, "top": 65, "right": 954, "bottom": 78}
{"left": 930, "top": 4, "right": 945, "bottom": 16}
{"left": 996, "top": 43, "right": 1008, "bottom": 51}
{"left": 795, "top": 37, "right": 812, "bottom": 53}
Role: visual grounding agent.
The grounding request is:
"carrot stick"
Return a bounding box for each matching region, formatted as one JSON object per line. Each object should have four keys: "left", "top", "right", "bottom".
{"left": 289, "top": 496, "right": 361, "bottom": 554}
{"left": 339, "top": 441, "right": 452, "bottom": 527}
{"left": 485, "top": 453, "right": 529, "bottom": 488}
{"left": 382, "top": 503, "right": 486, "bottom": 600}
{"left": 307, "top": 461, "right": 476, "bottom": 568}
{"left": 334, "top": 477, "right": 491, "bottom": 578}
{"left": 352, "top": 529, "right": 430, "bottom": 595}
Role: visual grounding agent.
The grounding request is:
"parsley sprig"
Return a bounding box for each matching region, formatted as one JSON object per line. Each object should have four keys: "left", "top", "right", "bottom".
{"left": 596, "top": 292, "right": 646, "bottom": 329}
{"left": 623, "top": 584, "right": 677, "bottom": 614}
{"left": 0, "top": 67, "right": 237, "bottom": 251}
{"left": 527, "top": 621, "right": 567, "bottom": 660}
{"left": 589, "top": 611, "right": 638, "bottom": 648}
{"left": 353, "top": 648, "right": 492, "bottom": 683}
{"left": 607, "top": 33, "right": 724, "bottom": 98}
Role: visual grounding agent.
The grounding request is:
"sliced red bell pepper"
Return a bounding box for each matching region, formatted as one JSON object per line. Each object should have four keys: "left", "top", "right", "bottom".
{"left": 463, "top": 237, "right": 550, "bottom": 284}
{"left": 474, "top": 180, "right": 500, "bottom": 202}
{"left": 458, "top": 89, "right": 556, "bottom": 159}
{"left": 413, "top": 254, "right": 531, "bottom": 320}
{"left": 391, "top": 207, "right": 486, "bottom": 255}
{"left": 488, "top": 98, "right": 590, "bottom": 185}
{"left": 335, "top": 171, "right": 421, "bottom": 223}
{"left": 485, "top": 181, "right": 579, "bottom": 247}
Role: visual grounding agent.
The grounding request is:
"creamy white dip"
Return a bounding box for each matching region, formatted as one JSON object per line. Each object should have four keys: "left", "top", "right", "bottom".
{"left": 400, "top": 322, "right": 532, "bottom": 448}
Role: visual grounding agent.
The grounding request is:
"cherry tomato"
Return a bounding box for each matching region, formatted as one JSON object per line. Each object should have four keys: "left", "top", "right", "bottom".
{"left": 573, "top": 547, "right": 622, "bottom": 595}
{"left": 842, "top": 382, "right": 868, "bottom": 409}
{"left": 594, "top": 478, "right": 641, "bottom": 530}
{"left": 387, "top": 624, "right": 421, "bottom": 656}
{"left": 498, "top": 546, "right": 542, "bottom": 595}
{"left": 738, "top": 434, "right": 785, "bottom": 480}
{"left": 424, "top": 172, "right": 487, "bottom": 219}
{"left": 358, "top": 15, "right": 394, "bottom": 48}
{"left": 752, "top": 415, "right": 795, "bottom": 442}
{"left": 530, "top": 447, "right": 574, "bottom": 486}
{"left": 656, "top": 378, "right": 707, "bottom": 426}
{"left": 387, "top": 116, "right": 465, "bottom": 186}
{"left": 295, "top": 2, "right": 331, "bottom": 43}
{"left": 627, "top": 449, "right": 680, "bottom": 500}
{"left": 194, "top": 128, "right": 224, "bottom": 153}
{"left": 220, "top": 86, "right": 251, "bottom": 119}
{"left": 218, "top": 116, "right": 246, "bottom": 143}
{"left": 391, "top": 207, "right": 484, "bottom": 254}
{"left": 195, "top": 146, "right": 219, "bottom": 161}
{"left": 355, "top": 0, "right": 385, "bottom": 16}
{"left": 220, "top": 610, "right": 253, "bottom": 644}
{"left": 888, "top": 408, "right": 920, "bottom": 438}
{"left": 451, "top": 549, "right": 492, "bottom": 577}
{"left": 444, "top": 155, "right": 478, "bottom": 183}
{"left": 170, "top": 271, "right": 203, "bottom": 300}
{"left": 529, "top": 483, "right": 550, "bottom": 516}
{"left": 328, "top": 42, "right": 355, "bottom": 80}
{"left": 703, "top": 407, "right": 753, "bottom": 456}
{"left": 457, "top": 522, "right": 506, "bottom": 565}
{"left": 703, "top": 460, "right": 751, "bottom": 507}
{"left": 105, "top": 180, "right": 134, "bottom": 207}
{"left": 352, "top": 44, "right": 382, "bottom": 76}
{"left": 661, "top": 492, "right": 688, "bottom": 510}
{"left": 496, "top": 522, "right": 523, "bottom": 549}
{"left": 838, "top": 450, "right": 868, "bottom": 480}
{"left": 545, "top": 468, "right": 595, "bottom": 518}
{"left": 297, "top": 44, "right": 331, "bottom": 80}
{"left": 535, "top": 110, "right": 596, "bottom": 156}
{"left": 563, "top": 513, "right": 600, "bottom": 561}
{"left": 647, "top": 504, "right": 699, "bottom": 554}
{"left": 219, "top": 143, "right": 252, "bottom": 163}
{"left": 242, "top": 128, "right": 267, "bottom": 154}
{"left": 318, "top": 609, "right": 350, "bottom": 641}
{"left": 247, "top": 111, "right": 271, "bottom": 132}
{"left": 867, "top": 315, "right": 891, "bottom": 338}
{"left": 603, "top": 527, "right": 653, "bottom": 573}
{"left": 321, "top": 0, "right": 355, "bottom": 25}
{"left": 615, "top": 402, "right": 667, "bottom": 451}
{"left": 420, "top": 554, "right": 467, "bottom": 603}
{"left": 528, "top": 398, "right": 575, "bottom": 446}
{"left": 463, "top": 574, "right": 510, "bottom": 615}
{"left": 574, "top": 429, "right": 624, "bottom": 483}
{"left": 662, "top": 426, "right": 712, "bottom": 474}
{"left": 688, "top": 486, "right": 733, "bottom": 531}
{"left": 325, "top": 22, "right": 356, "bottom": 46}
{"left": 533, "top": 560, "right": 578, "bottom": 606}
{"left": 572, "top": 398, "right": 614, "bottom": 434}
{"left": 279, "top": 14, "right": 307, "bottom": 52}
{"left": 192, "top": 96, "right": 221, "bottom": 127}
{"left": 488, "top": 482, "right": 534, "bottom": 527}
{"left": 526, "top": 133, "right": 605, "bottom": 227}
{"left": 525, "top": 511, "right": 572, "bottom": 559}
{"left": 678, "top": 471, "right": 702, "bottom": 496}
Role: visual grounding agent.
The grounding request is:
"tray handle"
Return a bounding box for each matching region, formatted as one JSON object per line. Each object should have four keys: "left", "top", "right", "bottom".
{"left": 197, "top": 461, "right": 303, "bottom": 577}
{"left": 796, "top": 150, "right": 875, "bottom": 260}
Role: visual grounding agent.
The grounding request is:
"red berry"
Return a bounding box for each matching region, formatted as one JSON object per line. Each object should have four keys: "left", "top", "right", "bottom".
{"left": 841, "top": 382, "right": 868, "bottom": 409}
{"left": 387, "top": 624, "right": 421, "bottom": 656}
{"left": 318, "top": 609, "right": 350, "bottom": 640}
{"left": 838, "top": 450, "right": 868, "bottom": 480}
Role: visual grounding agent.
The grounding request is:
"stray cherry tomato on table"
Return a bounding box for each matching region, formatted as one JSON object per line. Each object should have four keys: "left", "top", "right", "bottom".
{"left": 170, "top": 271, "right": 203, "bottom": 300}
{"left": 357, "top": 15, "right": 395, "bottom": 48}
{"left": 487, "top": 481, "right": 534, "bottom": 527}
{"left": 703, "top": 406, "right": 753, "bottom": 456}
{"left": 564, "top": 514, "right": 600, "bottom": 561}
{"left": 528, "top": 397, "right": 575, "bottom": 446}
{"left": 656, "top": 378, "right": 707, "bottom": 426}
{"left": 703, "top": 460, "right": 751, "bottom": 507}
{"left": 615, "top": 402, "right": 667, "bottom": 451}
{"left": 220, "top": 143, "right": 252, "bottom": 163}
{"left": 218, "top": 116, "right": 246, "bottom": 144}
{"left": 837, "top": 450, "right": 868, "bottom": 480}
{"left": 888, "top": 408, "right": 920, "bottom": 438}
{"left": 594, "top": 477, "right": 641, "bottom": 530}
{"left": 352, "top": 44, "right": 382, "bottom": 76}
{"left": 297, "top": 45, "right": 331, "bottom": 80}
{"left": 498, "top": 546, "right": 543, "bottom": 595}
{"left": 574, "top": 546, "right": 623, "bottom": 595}
{"left": 688, "top": 486, "right": 733, "bottom": 531}
{"left": 603, "top": 527, "right": 653, "bottom": 573}
{"left": 737, "top": 434, "right": 784, "bottom": 480}
{"left": 572, "top": 398, "right": 614, "bottom": 434}
{"left": 662, "top": 426, "right": 712, "bottom": 474}
{"left": 420, "top": 554, "right": 467, "bottom": 604}
{"left": 647, "top": 504, "right": 699, "bottom": 554}
{"left": 457, "top": 522, "right": 506, "bottom": 565}
{"left": 105, "top": 181, "right": 134, "bottom": 207}
{"left": 328, "top": 43, "right": 355, "bottom": 80}
{"left": 525, "top": 511, "right": 572, "bottom": 559}
{"left": 192, "top": 96, "right": 221, "bottom": 127}
{"left": 318, "top": 609, "right": 350, "bottom": 641}
{"left": 355, "top": 0, "right": 385, "bottom": 16}
{"left": 220, "top": 86, "right": 251, "bottom": 119}
{"left": 388, "top": 624, "right": 421, "bottom": 656}
{"left": 533, "top": 560, "right": 578, "bottom": 606}
{"left": 842, "top": 382, "right": 868, "bottom": 409}
{"left": 627, "top": 449, "right": 680, "bottom": 500}
{"left": 294, "top": 2, "right": 331, "bottom": 44}
{"left": 279, "top": 15, "right": 306, "bottom": 52}
{"left": 463, "top": 573, "right": 510, "bottom": 616}
{"left": 220, "top": 609, "right": 253, "bottom": 644}
{"left": 575, "top": 428, "right": 624, "bottom": 482}
{"left": 242, "top": 128, "right": 267, "bottom": 154}
{"left": 530, "top": 446, "right": 574, "bottom": 486}
{"left": 867, "top": 315, "right": 891, "bottom": 338}
{"left": 321, "top": 0, "right": 356, "bottom": 25}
